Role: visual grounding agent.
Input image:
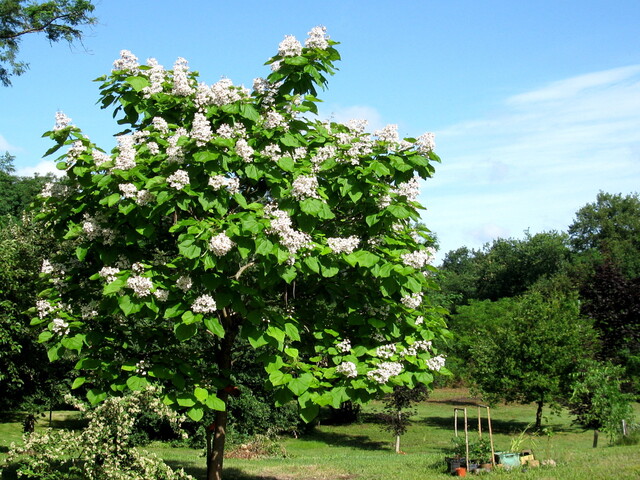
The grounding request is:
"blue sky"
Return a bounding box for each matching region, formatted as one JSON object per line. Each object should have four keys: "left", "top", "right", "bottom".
{"left": 1, "top": 0, "right": 639, "bottom": 261}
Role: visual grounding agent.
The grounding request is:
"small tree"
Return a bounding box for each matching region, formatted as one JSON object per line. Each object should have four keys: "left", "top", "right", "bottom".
{"left": 32, "top": 27, "right": 449, "bottom": 480}
{"left": 379, "top": 385, "right": 429, "bottom": 453}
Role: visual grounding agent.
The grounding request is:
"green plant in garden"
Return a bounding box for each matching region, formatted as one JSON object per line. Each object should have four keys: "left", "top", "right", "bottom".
{"left": 30, "top": 27, "right": 449, "bottom": 480}
{"left": 5, "top": 388, "right": 192, "bottom": 479}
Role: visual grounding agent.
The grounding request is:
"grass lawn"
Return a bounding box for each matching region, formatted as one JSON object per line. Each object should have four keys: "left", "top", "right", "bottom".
{"left": 2, "top": 388, "right": 639, "bottom": 479}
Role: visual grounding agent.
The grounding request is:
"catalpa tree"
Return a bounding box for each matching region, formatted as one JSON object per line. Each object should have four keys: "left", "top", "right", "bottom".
{"left": 33, "top": 27, "right": 449, "bottom": 480}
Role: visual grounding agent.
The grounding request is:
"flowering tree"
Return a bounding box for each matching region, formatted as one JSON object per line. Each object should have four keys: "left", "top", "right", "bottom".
{"left": 33, "top": 27, "right": 449, "bottom": 480}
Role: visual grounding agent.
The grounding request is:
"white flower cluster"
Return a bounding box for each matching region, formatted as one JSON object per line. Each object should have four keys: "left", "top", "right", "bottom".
{"left": 394, "top": 176, "right": 420, "bottom": 202}
{"left": 66, "top": 140, "right": 85, "bottom": 160}
{"left": 190, "top": 112, "right": 212, "bottom": 146}
{"left": 426, "top": 354, "right": 446, "bottom": 372}
{"left": 36, "top": 299, "right": 55, "bottom": 319}
{"left": 92, "top": 150, "right": 111, "bottom": 168}
{"left": 167, "top": 169, "right": 189, "bottom": 189}
{"left": 53, "top": 111, "right": 72, "bottom": 131}
{"left": 346, "top": 119, "right": 368, "bottom": 133}
{"left": 40, "top": 182, "right": 54, "bottom": 198}
{"left": 336, "top": 361, "right": 358, "bottom": 378}
{"left": 262, "top": 143, "right": 282, "bottom": 161}
{"left": 278, "top": 35, "right": 302, "bottom": 57}
{"left": 264, "top": 110, "right": 287, "bottom": 129}
{"left": 136, "top": 189, "right": 154, "bottom": 206}
{"left": 153, "top": 289, "right": 169, "bottom": 302}
{"left": 112, "top": 49, "right": 139, "bottom": 72}
{"left": 235, "top": 138, "right": 254, "bottom": 162}
{"left": 415, "top": 316, "right": 424, "bottom": 325}
{"left": 215, "top": 123, "right": 234, "bottom": 139}
{"left": 127, "top": 275, "right": 153, "bottom": 297}
{"left": 336, "top": 338, "right": 351, "bottom": 353}
{"left": 113, "top": 135, "right": 136, "bottom": 170}
{"left": 401, "top": 340, "right": 432, "bottom": 357}
{"left": 416, "top": 132, "right": 436, "bottom": 154}
{"left": 208, "top": 175, "right": 240, "bottom": 194}
{"left": 52, "top": 318, "right": 70, "bottom": 335}
{"left": 41, "top": 259, "right": 54, "bottom": 274}
{"left": 375, "top": 124, "right": 399, "bottom": 144}
{"left": 172, "top": 57, "right": 195, "bottom": 96}
{"left": 142, "top": 58, "right": 165, "bottom": 97}
{"left": 211, "top": 78, "right": 247, "bottom": 106}
{"left": 401, "top": 292, "right": 423, "bottom": 309}
{"left": 401, "top": 247, "right": 436, "bottom": 269}
{"left": 176, "top": 275, "right": 192, "bottom": 292}
{"left": 291, "top": 174, "right": 320, "bottom": 200}
{"left": 311, "top": 145, "right": 337, "bottom": 171}
{"left": 119, "top": 183, "right": 138, "bottom": 199}
{"left": 166, "top": 128, "right": 187, "bottom": 163}
{"left": 264, "top": 203, "right": 313, "bottom": 258}
{"left": 152, "top": 116, "right": 169, "bottom": 134}
{"left": 191, "top": 294, "right": 217, "bottom": 314}
{"left": 80, "top": 302, "right": 98, "bottom": 320}
{"left": 367, "top": 362, "right": 403, "bottom": 384}
{"left": 305, "top": 26, "right": 329, "bottom": 49}
{"left": 376, "top": 343, "right": 397, "bottom": 359}
{"left": 327, "top": 235, "right": 360, "bottom": 254}
{"left": 208, "top": 232, "right": 235, "bottom": 256}
{"left": 99, "top": 266, "right": 120, "bottom": 283}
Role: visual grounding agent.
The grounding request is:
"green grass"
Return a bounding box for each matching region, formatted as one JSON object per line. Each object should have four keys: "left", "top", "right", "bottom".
{"left": 2, "top": 389, "right": 639, "bottom": 480}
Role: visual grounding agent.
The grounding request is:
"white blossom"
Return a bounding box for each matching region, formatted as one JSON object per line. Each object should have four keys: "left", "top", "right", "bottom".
{"left": 208, "top": 175, "right": 240, "bottom": 194}
{"left": 167, "top": 169, "right": 189, "bottom": 189}
{"left": 235, "top": 138, "right": 254, "bottom": 162}
{"left": 367, "top": 362, "right": 403, "bottom": 384}
{"left": 426, "top": 354, "right": 446, "bottom": 372}
{"left": 208, "top": 232, "right": 235, "bottom": 256}
{"left": 327, "top": 236, "right": 360, "bottom": 254}
{"left": 142, "top": 58, "right": 165, "bottom": 97}
{"left": 278, "top": 35, "right": 302, "bottom": 57}
{"left": 151, "top": 116, "right": 169, "bottom": 134}
{"left": 127, "top": 275, "right": 153, "bottom": 297}
{"left": 415, "top": 316, "right": 424, "bottom": 326}
{"left": 264, "top": 203, "right": 313, "bottom": 258}
{"left": 99, "top": 266, "right": 120, "bottom": 283}
{"left": 374, "top": 124, "right": 399, "bottom": 144}
{"left": 291, "top": 175, "right": 320, "bottom": 200}
{"left": 53, "top": 111, "right": 72, "bottom": 131}
{"left": 376, "top": 344, "right": 397, "bottom": 359}
{"left": 136, "top": 189, "right": 154, "bottom": 206}
{"left": 52, "top": 318, "right": 70, "bottom": 335}
{"left": 401, "top": 247, "right": 436, "bottom": 269}
{"left": 336, "top": 338, "right": 351, "bottom": 353}
{"left": 118, "top": 183, "right": 137, "bottom": 199}
{"left": 153, "top": 289, "right": 169, "bottom": 302}
{"left": 401, "top": 292, "right": 423, "bottom": 309}
{"left": 36, "top": 299, "right": 55, "bottom": 319}
{"left": 113, "top": 135, "right": 136, "bottom": 170}
{"left": 336, "top": 361, "right": 358, "bottom": 378}
{"left": 41, "top": 259, "right": 54, "bottom": 275}
{"left": 395, "top": 176, "right": 420, "bottom": 202}
{"left": 191, "top": 294, "right": 217, "bottom": 314}
{"left": 112, "top": 50, "right": 139, "bottom": 72}
{"left": 190, "top": 112, "right": 213, "bottom": 146}
{"left": 262, "top": 143, "right": 282, "bottom": 161}
{"left": 176, "top": 275, "right": 192, "bottom": 292}
{"left": 264, "top": 110, "right": 287, "bottom": 129}
{"left": 92, "top": 150, "right": 111, "bottom": 168}
{"left": 305, "top": 26, "right": 329, "bottom": 50}
{"left": 40, "top": 182, "right": 54, "bottom": 198}
{"left": 416, "top": 132, "right": 436, "bottom": 154}
{"left": 172, "top": 57, "right": 194, "bottom": 96}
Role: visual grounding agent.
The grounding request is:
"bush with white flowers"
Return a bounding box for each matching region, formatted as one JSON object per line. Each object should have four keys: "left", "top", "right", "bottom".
{"left": 32, "top": 26, "right": 449, "bottom": 478}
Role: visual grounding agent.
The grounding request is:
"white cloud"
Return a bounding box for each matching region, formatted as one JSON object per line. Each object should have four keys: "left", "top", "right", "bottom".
{"left": 319, "top": 104, "right": 385, "bottom": 132}
{"left": 424, "top": 65, "right": 640, "bottom": 262}
{"left": 0, "top": 134, "right": 20, "bottom": 153}
{"left": 16, "top": 160, "right": 64, "bottom": 177}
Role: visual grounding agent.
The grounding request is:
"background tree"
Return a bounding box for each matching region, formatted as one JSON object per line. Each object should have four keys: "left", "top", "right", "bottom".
{"left": 32, "top": 28, "right": 449, "bottom": 480}
{"left": 378, "top": 385, "right": 429, "bottom": 454}
{"left": 464, "top": 286, "right": 597, "bottom": 429}
{"left": 0, "top": 0, "right": 96, "bottom": 86}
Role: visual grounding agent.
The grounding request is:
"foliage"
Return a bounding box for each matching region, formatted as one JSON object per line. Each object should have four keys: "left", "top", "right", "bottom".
{"left": 4, "top": 388, "right": 192, "bottom": 480}
{"left": 569, "top": 359, "right": 636, "bottom": 444}
{"left": 439, "top": 231, "right": 571, "bottom": 307}
{"left": 30, "top": 27, "right": 448, "bottom": 479}
{"left": 377, "top": 385, "right": 428, "bottom": 452}
{"left": 464, "top": 287, "right": 597, "bottom": 429}
{"left": 0, "top": 154, "right": 54, "bottom": 223}
{"left": 568, "top": 191, "right": 640, "bottom": 279}
{"left": 0, "top": 0, "right": 96, "bottom": 86}
{"left": 449, "top": 434, "right": 492, "bottom": 462}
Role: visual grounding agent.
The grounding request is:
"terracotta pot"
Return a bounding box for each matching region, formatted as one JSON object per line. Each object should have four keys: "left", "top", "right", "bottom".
{"left": 455, "top": 467, "right": 467, "bottom": 477}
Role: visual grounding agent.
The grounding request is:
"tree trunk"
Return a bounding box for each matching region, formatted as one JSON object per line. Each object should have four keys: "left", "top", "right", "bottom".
{"left": 206, "top": 311, "right": 238, "bottom": 480}
{"left": 395, "top": 411, "right": 402, "bottom": 453}
{"left": 535, "top": 400, "right": 544, "bottom": 430}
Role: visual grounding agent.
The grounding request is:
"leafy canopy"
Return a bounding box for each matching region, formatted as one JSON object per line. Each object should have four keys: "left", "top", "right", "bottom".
{"left": 32, "top": 27, "right": 449, "bottom": 425}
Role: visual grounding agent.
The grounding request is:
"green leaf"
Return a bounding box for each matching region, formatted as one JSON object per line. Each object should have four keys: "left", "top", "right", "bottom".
{"left": 47, "top": 344, "right": 63, "bottom": 361}
{"left": 194, "top": 387, "right": 209, "bottom": 403}
{"left": 61, "top": 334, "right": 85, "bottom": 352}
{"left": 204, "top": 317, "right": 225, "bottom": 337}
{"left": 76, "top": 245, "right": 89, "bottom": 261}
{"left": 299, "top": 404, "right": 320, "bottom": 423}
{"left": 277, "top": 156, "right": 295, "bottom": 172}
{"left": 288, "top": 373, "right": 314, "bottom": 396}
{"left": 179, "top": 243, "right": 202, "bottom": 259}
{"left": 255, "top": 237, "right": 274, "bottom": 256}
{"left": 240, "top": 215, "right": 262, "bottom": 234}
{"left": 106, "top": 193, "right": 120, "bottom": 207}
{"left": 126, "top": 75, "right": 150, "bottom": 92}
{"left": 266, "top": 326, "right": 285, "bottom": 344}
{"left": 280, "top": 133, "right": 301, "bottom": 147}
{"left": 126, "top": 375, "right": 149, "bottom": 391}
{"left": 205, "top": 394, "right": 226, "bottom": 411}
{"left": 303, "top": 256, "right": 320, "bottom": 273}
{"left": 345, "top": 251, "right": 380, "bottom": 268}
{"left": 284, "top": 323, "right": 300, "bottom": 341}
{"left": 239, "top": 104, "right": 260, "bottom": 121}
{"left": 164, "top": 302, "right": 184, "bottom": 319}
{"left": 177, "top": 394, "right": 196, "bottom": 407}
{"left": 187, "top": 407, "right": 204, "bottom": 421}
{"left": 87, "top": 389, "right": 106, "bottom": 405}
{"left": 269, "top": 370, "right": 292, "bottom": 386}
{"left": 174, "top": 322, "right": 197, "bottom": 341}
{"left": 38, "top": 331, "right": 53, "bottom": 343}
{"left": 71, "top": 377, "right": 86, "bottom": 389}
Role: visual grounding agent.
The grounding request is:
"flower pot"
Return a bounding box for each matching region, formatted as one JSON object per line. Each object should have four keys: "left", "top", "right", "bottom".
{"left": 446, "top": 457, "right": 465, "bottom": 474}
{"left": 495, "top": 452, "right": 520, "bottom": 469}
{"left": 454, "top": 467, "right": 467, "bottom": 477}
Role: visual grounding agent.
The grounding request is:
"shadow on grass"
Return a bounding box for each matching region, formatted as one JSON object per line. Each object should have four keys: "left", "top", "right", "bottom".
{"left": 164, "top": 462, "right": 282, "bottom": 480}
{"left": 298, "top": 429, "right": 389, "bottom": 451}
